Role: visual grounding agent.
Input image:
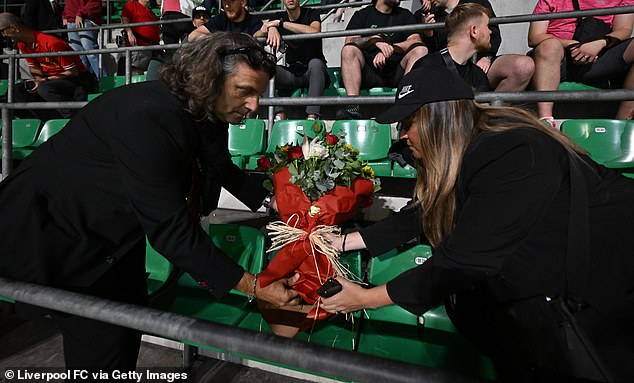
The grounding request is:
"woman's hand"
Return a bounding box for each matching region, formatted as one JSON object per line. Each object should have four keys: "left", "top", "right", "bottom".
{"left": 320, "top": 277, "right": 368, "bottom": 314}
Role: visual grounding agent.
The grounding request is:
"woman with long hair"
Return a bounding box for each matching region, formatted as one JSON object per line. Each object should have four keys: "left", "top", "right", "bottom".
{"left": 321, "top": 65, "right": 634, "bottom": 382}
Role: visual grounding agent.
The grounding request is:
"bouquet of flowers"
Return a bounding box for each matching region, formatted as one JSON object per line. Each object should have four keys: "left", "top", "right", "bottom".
{"left": 256, "top": 122, "right": 380, "bottom": 324}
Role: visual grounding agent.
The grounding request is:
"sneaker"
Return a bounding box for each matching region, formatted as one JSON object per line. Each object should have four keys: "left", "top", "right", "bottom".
{"left": 335, "top": 105, "right": 361, "bottom": 120}
{"left": 274, "top": 111, "right": 287, "bottom": 122}
{"left": 539, "top": 116, "right": 557, "bottom": 129}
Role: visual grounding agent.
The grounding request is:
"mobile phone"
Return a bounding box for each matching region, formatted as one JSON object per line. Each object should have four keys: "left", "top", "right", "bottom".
{"left": 317, "top": 278, "right": 342, "bottom": 298}
{"left": 24, "top": 80, "right": 36, "bottom": 91}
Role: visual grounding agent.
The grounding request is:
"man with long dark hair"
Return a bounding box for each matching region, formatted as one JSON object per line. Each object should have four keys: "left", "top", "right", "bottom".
{"left": 0, "top": 32, "right": 299, "bottom": 375}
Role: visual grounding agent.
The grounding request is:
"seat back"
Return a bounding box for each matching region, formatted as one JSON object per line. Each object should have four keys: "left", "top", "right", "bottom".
{"left": 368, "top": 244, "right": 432, "bottom": 285}
{"left": 560, "top": 119, "right": 634, "bottom": 168}
{"left": 10, "top": 119, "right": 42, "bottom": 148}
{"left": 331, "top": 120, "right": 392, "bottom": 161}
{"left": 145, "top": 238, "right": 174, "bottom": 296}
{"left": 34, "top": 119, "right": 69, "bottom": 146}
{"left": 228, "top": 119, "right": 266, "bottom": 157}
{"left": 208, "top": 224, "right": 265, "bottom": 275}
{"left": 266, "top": 120, "right": 324, "bottom": 152}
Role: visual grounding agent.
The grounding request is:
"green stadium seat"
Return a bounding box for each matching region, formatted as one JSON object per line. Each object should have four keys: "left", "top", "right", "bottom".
{"left": 10, "top": 119, "right": 68, "bottom": 160}
{"left": 358, "top": 244, "right": 496, "bottom": 380}
{"left": 246, "top": 119, "right": 325, "bottom": 170}
{"left": 150, "top": 224, "right": 266, "bottom": 326}
{"left": 558, "top": 82, "right": 601, "bottom": 91}
{"left": 2, "top": 119, "right": 42, "bottom": 160}
{"left": 228, "top": 119, "right": 266, "bottom": 169}
{"left": 331, "top": 120, "right": 392, "bottom": 177}
{"left": 392, "top": 163, "right": 417, "bottom": 178}
{"left": 145, "top": 238, "right": 174, "bottom": 297}
{"left": 0, "top": 79, "right": 8, "bottom": 97}
{"left": 87, "top": 93, "right": 102, "bottom": 102}
{"left": 560, "top": 119, "right": 634, "bottom": 169}
{"left": 98, "top": 75, "right": 146, "bottom": 92}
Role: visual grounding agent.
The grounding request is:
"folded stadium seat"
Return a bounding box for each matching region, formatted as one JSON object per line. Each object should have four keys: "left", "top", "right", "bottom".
{"left": 331, "top": 120, "right": 392, "bottom": 177}
{"left": 357, "top": 244, "right": 497, "bottom": 380}
{"left": 145, "top": 238, "right": 175, "bottom": 297}
{"left": 2, "top": 119, "right": 42, "bottom": 160}
{"left": 11, "top": 118, "right": 69, "bottom": 160}
{"left": 557, "top": 82, "right": 601, "bottom": 91}
{"left": 149, "top": 224, "right": 266, "bottom": 327}
{"left": 238, "top": 251, "right": 364, "bottom": 352}
{"left": 228, "top": 119, "right": 266, "bottom": 169}
{"left": 560, "top": 119, "right": 634, "bottom": 174}
{"left": 246, "top": 119, "right": 325, "bottom": 169}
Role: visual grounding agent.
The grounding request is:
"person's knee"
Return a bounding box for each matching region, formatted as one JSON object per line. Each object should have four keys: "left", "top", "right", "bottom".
{"left": 533, "top": 38, "right": 564, "bottom": 62}
{"left": 512, "top": 56, "right": 535, "bottom": 80}
{"left": 341, "top": 45, "right": 362, "bottom": 66}
{"left": 403, "top": 45, "right": 428, "bottom": 65}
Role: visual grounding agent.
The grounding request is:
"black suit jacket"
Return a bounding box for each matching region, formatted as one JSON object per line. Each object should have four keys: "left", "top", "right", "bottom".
{"left": 23, "top": 0, "right": 62, "bottom": 32}
{"left": 368, "top": 128, "right": 634, "bottom": 315}
{"left": 0, "top": 81, "right": 267, "bottom": 299}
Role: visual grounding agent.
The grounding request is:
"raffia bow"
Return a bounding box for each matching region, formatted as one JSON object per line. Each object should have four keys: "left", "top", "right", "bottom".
{"left": 266, "top": 214, "right": 357, "bottom": 282}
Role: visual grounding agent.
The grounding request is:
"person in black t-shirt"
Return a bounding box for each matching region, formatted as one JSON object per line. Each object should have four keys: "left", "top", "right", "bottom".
{"left": 189, "top": 0, "right": 266, "bottom": 39}
{"left": 262, "top": 0, "right": 329, "bottom": 119}
{"left": 412, "top": 3, "right": 491, "bottom": 91}
{"left": 336, "top": 0, "right": 428, "bottom": 119}
{"left": 416, "top": 0, "right": 534, "bottom": 91}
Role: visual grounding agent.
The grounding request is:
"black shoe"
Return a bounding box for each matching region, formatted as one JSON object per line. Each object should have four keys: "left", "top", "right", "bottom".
{"left": 336, "top": 105, "right": 361, "bottom": 120}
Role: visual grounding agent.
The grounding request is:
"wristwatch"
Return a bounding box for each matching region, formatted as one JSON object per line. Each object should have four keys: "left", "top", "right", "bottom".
{"left": 262, "top": 193, "right": 274, "bottom": 208}
{"left": 278, "top": 19, "right": 284, "bottom": 29}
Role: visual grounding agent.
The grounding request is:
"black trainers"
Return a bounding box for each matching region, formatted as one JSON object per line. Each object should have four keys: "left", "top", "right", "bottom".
{"left": 336, "top": 105, "right": 361, "bottom": 120}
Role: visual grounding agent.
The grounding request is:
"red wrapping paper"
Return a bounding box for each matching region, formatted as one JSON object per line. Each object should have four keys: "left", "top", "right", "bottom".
{"left": 258, "top": 166, "right": 374, "bottom": 322}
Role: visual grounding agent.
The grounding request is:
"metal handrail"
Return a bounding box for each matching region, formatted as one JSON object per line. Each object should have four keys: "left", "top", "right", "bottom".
{"left": 0, "top": 277, "right": 482, "bottom": 383}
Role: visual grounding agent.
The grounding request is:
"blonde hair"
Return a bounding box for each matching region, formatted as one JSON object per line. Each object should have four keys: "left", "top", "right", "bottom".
{"left": 410, "top": 101, "right": 584, "bottom": 246}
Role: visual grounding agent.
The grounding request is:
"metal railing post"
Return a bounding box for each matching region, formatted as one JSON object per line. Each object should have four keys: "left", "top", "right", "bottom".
{"left": 267, "top": 77, "right": 275, "bottom": 134}
{"left": 2, "top": 53, "right": 16, "bottom": 179}
{"left": 125, "top": 49, "right": 132, "bottom": 84}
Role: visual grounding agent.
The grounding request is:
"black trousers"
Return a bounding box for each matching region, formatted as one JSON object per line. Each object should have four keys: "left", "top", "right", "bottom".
{"left": 14, "top": 71, "right": 96, "bottom": 120}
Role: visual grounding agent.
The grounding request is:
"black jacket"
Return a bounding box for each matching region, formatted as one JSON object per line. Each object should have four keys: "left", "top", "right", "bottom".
{"left": 0, "top": 81, "right": 268, "bottom": 299}
{"left": 362, "top": 128, "right": 634, "bottom": 315}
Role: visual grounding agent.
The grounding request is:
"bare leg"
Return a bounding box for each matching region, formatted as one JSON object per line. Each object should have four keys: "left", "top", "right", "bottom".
{"left": 489, "top": 54, "right": 535, "bottom": 92}
{"left": 400, "top": 46, "right": 428, "bottom": 74}
{"left": 341, "top": 45, "right": 365, "bottom": 96}
{"left": 531, "top": 38, "right": 565, "bottom": 118}
{"left": 258, "top": 300, "right": 313, "bottom": 338}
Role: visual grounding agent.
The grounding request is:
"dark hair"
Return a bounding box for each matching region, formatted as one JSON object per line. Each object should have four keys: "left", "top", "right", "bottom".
{"left": 160, "top": 32, "right": 276, "bottom": 122}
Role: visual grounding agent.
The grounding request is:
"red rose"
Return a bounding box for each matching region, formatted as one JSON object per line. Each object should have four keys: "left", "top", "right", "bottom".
{"left": 288, "top": 145, "right": 304, "bottom": 160}
{"left": 256, "top": 156, "right": 272, "bottom": 171}
{"left": 324, "top": 134, "right": 339, "bottom": 146}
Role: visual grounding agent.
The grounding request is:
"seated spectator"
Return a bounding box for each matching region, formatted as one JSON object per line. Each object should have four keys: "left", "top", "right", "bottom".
{"left": 262, "top": 0, "right": 329, "bottom": 120}
{"left": 530, "top": 0, "right": 634, "bottom": 126}
{"left": 0, "top": 13, "right": 96, "bottom": 120}
{"left": 189, "top": 0, "right": 265, "bottom": 39}
{"left": 337, "top": 0, "right": 427, "bottom": 119}
{"left": 416, "top": 0, "right": 534, "bottom": 92}
{"left": 120, "top": 0, "right": 161, "bottom": 74}
{"left": 412, "top": 3, "right": 493, "bottom": 91}
{"left": 191, "top": 5, "right": 212, "bottom": 29}
{"left": 63, "top": 0, "right": 103, "bottom": 78}
{"left": 160, "top": 0, "right": 198, "bottom": 46}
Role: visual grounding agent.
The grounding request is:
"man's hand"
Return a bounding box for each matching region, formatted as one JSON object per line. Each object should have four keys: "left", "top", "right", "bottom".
{"left": 75, "top": 15, "right": 83, "bottom": 28}
{"left": 375, "top": 41, "right": 394, "bottom": 60}
{"left": 422, "top": 12, "right": 435, "bottom": 37}
{"left": 265, "top": 26, "right": 282, "bottom": 54}
{"left": 373, "top": 52, "right": 387, "bottom": 69}
{"left": 569, "top": 40, "right": 604, "bottom": 65}
{"left": 127, "top": 31, "right": 137, "bottom": 46}
{"left": 420, "top": 0, "right": 431, "bottom": 13}
{"left": 255, "top": 273, "right": 301, "bottom": 307}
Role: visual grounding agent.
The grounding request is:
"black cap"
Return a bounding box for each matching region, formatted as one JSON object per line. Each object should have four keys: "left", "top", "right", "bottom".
{"left": 192, "top": 5, "right": 212, "bottom": 18}
{"left": 376, "top": 65, "right": 474, "bottom": 124}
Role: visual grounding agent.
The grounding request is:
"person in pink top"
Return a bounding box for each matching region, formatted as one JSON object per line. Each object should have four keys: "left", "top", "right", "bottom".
{"left": 121, "top": 0, "right": 161, "bottom": 73}
{"left": 529, "top": 0, "right": 634, "bottom": 126}
{"left": 63, "top": 0, "right": 104, "bottom": 78}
